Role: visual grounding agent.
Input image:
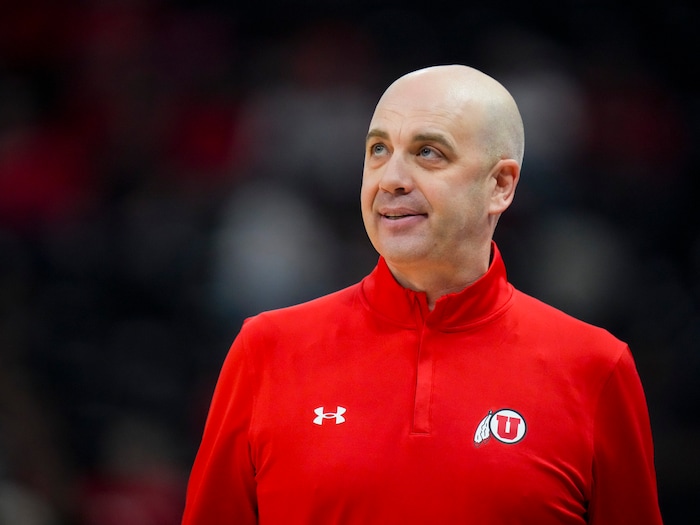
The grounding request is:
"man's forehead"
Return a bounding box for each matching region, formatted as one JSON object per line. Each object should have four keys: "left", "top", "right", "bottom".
{"left": 367, "top": 102, "right": 477, "bottom": 143}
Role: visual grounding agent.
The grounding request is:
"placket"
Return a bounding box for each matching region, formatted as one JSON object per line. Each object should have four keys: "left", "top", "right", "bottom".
{"left": 410, "top": 294, "right": 434, "bottom": 435}
{"left": 411, "top": 323, "right": 434, "bottom": 435}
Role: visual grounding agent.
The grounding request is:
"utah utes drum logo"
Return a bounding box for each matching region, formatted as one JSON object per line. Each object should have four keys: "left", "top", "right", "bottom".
{"left": 474, "top": 409, "right": 527, "bottom": 446}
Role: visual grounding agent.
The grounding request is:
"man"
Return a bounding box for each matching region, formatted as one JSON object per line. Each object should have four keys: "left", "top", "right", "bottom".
{"left": 181, "top": 65, "right": 663, "bottom": 524}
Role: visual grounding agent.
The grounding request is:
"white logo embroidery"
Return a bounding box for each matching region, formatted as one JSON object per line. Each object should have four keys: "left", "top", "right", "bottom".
{"left": 313, "top": 406, "right": 346, "bottom": 425}
{"left": 474, "top": 410, "right": 493, "bottom": 445}
{"left": 474, "top": 408, "right": 527, "bottom": 446}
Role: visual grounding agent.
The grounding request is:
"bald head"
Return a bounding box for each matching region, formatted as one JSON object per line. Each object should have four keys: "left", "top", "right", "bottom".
{"left": 376, "top": 65, "right": 525, "bottom": 166}
{"left": 362, "top": 64, "right": 524, "bottom": 299}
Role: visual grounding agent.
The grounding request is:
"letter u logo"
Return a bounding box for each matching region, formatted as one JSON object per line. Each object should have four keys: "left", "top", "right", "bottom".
{"left": 489, "top": 409, "right": 527, "bottom": 444}
{"left": 496, "top": 414, "right": 521, "bottom": 439}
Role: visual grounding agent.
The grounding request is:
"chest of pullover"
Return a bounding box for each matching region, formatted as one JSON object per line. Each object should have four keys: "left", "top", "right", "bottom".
{"left": 359, "top": 243, "right": 515, "bottom": 435}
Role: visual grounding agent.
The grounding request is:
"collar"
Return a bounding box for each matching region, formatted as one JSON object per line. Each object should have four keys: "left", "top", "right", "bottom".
{"left": 359, "top": 242, "right": 514, "bottom": 331}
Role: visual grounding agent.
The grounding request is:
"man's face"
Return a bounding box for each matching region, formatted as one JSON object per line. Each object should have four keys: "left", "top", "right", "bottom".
{"left": 360, "top": 76, "right": 497, "bottom": 274}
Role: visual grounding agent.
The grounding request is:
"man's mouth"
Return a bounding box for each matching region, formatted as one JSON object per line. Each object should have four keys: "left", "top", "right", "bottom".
{"left": 383, "top": 213, "right": 415, "bottom": 220}
{"left": 381, "top": 212, "right": 427, "bottom": 220}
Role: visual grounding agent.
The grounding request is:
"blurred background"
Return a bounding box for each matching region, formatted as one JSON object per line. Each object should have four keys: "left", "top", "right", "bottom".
{"left": 0, "top": 0, "right": 697, "bottom": 523}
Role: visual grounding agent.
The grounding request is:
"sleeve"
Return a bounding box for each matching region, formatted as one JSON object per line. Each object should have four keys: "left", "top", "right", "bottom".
{"left": 588, "top": 346, "right": 663, "bottom": 524}
{"left": 181, "top": 329, "right": 258, "bottom": 525}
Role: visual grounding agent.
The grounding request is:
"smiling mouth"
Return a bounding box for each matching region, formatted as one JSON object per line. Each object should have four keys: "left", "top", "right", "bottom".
{"left": 382, "top": 213, "right": 426, "bottom": 220}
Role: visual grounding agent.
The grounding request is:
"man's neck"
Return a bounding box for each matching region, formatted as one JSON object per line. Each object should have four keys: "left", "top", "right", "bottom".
{"left": 385, "top": 247, "right": 492, "bottom": 311}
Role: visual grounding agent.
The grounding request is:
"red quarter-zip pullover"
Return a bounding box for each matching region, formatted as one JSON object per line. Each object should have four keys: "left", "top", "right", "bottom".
{"left": 182, "top": 243, "right": 662, "bottom": 524}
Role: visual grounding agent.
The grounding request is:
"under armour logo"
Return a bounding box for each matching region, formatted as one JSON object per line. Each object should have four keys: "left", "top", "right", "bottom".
{"left": 313, "top": 406, "right": 346, "bottom": 425}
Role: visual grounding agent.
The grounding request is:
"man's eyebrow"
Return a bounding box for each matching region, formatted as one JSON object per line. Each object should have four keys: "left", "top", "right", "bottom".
{"left": 412, "top": 132, "right": 456, "bottom": 154}
{"left": 365, "top": 129, "right": 456, "bottom": 155}
{"left": 365, "top": 128, "right": 389, "bottom": 144}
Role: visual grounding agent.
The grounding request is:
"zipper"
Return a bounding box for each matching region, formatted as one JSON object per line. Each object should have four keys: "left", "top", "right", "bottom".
{"left": 411, "top": 294, "right": 433, "bottom": 435}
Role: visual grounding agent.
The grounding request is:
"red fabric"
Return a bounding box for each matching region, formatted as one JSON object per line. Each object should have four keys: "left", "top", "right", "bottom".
{"left": 182, "top": 243, "right": 662, "bottom": 524}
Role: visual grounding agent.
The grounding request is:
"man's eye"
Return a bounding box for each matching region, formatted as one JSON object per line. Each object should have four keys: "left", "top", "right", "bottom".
{"left": 371, "top": 143, "right": 387, "bottom": 155}
{"left": 419, "top": 147, "right": 438, "bottom": 158}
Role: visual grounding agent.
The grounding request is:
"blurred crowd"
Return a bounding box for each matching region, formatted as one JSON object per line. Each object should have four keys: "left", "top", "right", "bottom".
{"left": 0, "top": 1, "right": 698, "bottom": 523}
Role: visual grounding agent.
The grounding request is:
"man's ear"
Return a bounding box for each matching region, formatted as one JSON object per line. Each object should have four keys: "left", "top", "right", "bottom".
{"left": 489, "top": 159, "right": 520, "bottom": 215}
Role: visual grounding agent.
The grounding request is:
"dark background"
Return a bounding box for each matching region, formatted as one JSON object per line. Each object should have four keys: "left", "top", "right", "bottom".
{"left": 0, "top": 1, "right": 697, "bottom": 523}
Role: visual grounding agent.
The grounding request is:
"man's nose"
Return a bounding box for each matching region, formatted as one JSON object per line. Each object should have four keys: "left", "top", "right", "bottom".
{"left": 378, "top": 154, "right": 414, "bottom": 194}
